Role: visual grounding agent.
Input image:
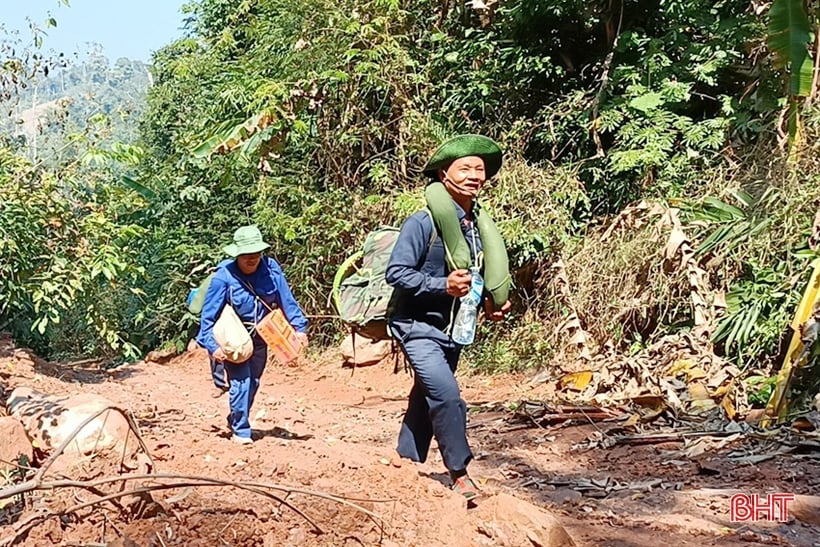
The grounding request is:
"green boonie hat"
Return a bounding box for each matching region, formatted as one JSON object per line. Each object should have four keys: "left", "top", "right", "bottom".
{"left": 422, "top": 134, "right": 503, "bottom": 180}
{"left": 223, "top": 225, "right": 270, "bottom": 257}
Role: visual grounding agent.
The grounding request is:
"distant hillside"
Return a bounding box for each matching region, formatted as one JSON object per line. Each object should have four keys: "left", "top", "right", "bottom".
{"left": 2, "top": 54, "right": 150, "bottom": 162}
{"left": 12, "top": 97, "right": 70, "bottom": 141}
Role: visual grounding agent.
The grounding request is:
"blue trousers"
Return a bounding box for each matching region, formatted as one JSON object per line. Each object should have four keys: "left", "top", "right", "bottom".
{"left": 391, "top": 319, "right": 472, "bottom": 473}
{"left": 225, "top": 338, "right": 267, "bottom": 439}
{"left": 210, "top": 356, "right": 228, "bottom": 390}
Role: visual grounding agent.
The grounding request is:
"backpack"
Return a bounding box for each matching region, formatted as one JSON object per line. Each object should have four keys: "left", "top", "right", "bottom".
{"left": 332, "top": 211, "right": 436, "bottom": 342}
{"left": 332, "top": 226, "right": 401, "bottom": 341}
{"left": 187, "top": 272, "right": 216, "bottom": 316}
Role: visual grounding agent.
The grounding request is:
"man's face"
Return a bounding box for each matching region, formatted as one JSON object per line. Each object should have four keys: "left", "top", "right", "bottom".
{"left": 440, "top": 156, "right": 486, "bottom": 200}
{"left": 236, "top": 252, "right": 262, "bottom": 275}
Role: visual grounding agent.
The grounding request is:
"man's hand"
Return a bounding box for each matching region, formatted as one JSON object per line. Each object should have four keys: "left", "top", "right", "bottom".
{"left": 484, "top": 298, "right": 511, "bottom": 321}
{"left": 447, "top": 269, "right": 472, "bottom": 297}
{"left": 213, "top": 347, "right": 228, "bottom": 362}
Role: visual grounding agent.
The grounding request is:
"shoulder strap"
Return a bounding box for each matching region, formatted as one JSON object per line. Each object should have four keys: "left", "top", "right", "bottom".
{"left": 228, "top": 267, "right": 277, "bottom": 313}
{"left": 420, "top": 207, "right": 437, "bottom": 257}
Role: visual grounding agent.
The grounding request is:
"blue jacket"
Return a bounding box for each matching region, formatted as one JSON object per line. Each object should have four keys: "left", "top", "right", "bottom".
{"left": 385, "top": 203, "right": 482, "bottom": 333}
{"left": 196, "top": 257, "right": 308, "bottom": 355}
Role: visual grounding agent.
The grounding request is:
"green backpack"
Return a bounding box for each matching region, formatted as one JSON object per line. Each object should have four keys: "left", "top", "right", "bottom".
{"left": 187, "top": 272, "right": 216, "bottom": 316}
{"left": 332, "top": 212, "right": 435, "bottom": 341}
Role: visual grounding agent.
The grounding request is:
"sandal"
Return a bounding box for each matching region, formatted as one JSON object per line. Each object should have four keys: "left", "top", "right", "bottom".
{"left": 451, "top": 475, "right": 480, "bottom": 501}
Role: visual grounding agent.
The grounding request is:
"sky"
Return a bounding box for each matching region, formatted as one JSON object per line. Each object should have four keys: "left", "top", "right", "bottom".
{"left": 2, "top": 0, "right": 189, "bottom": 63}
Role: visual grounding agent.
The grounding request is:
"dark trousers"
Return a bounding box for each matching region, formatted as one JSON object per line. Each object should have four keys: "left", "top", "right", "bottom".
{"left": 391, "top": 319, "right": 473, "bottom": 473}
{"left": 225, "top": 338, "right": 268, "bottom": 438}
{"left": 210, "top": 355, "right": 228, "bottom": 390}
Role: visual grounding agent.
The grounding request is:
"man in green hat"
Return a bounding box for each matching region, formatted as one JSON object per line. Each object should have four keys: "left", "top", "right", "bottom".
{"left": 197, "top": 225, "right": 308, "bottom": 444}
{"left": 385, "top": 135, "right": 512, "bottom": 501}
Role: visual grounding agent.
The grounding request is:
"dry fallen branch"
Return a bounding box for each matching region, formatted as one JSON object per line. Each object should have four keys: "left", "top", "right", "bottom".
{"left": 2, "top": 405, "right": 153, "bottom": 518}
{"left": 0, "top": 472, "right": 391, "bottom": 546}
{"left": 1, "top": 403, "right": 390, "bottom": 545}
{"left": 511, "top": 401, "right": 621, "bottom": 425}
{"left": 4, "top": 480, "right": 317, "bottom": 544}
{"left": 605, "top": 429, "right": 743, "bottom": 447}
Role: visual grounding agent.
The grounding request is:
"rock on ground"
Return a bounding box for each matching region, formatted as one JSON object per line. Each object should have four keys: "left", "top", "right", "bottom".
{"left": 792, "top": 494, "right": 820, "bottom": 525}
{"left": 6, "top": 387, "right": 130, "bottom": 458}
{"left": 339, "top": 334, "right": 394, "bottom": 367}
{"left": 0, "top": 416, "right": 33, "bottom": 471}
{"left": 468, "top": 493, "right": 576, "bottom": 547}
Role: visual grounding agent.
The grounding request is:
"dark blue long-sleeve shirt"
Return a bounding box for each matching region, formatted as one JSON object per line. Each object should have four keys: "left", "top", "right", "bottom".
{"left": 196, "top": 257, "right": 308, "bottom": 355}
{"left": 385, "top": 203, "right": 482, "bottom": 332}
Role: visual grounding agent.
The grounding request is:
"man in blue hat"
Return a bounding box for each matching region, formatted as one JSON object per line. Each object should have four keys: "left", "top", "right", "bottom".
{"left": 197, "top": 225, "right": 309, "bottom": 444}
{"left": 385, "top": 135, "right": 512, "bottom": 501}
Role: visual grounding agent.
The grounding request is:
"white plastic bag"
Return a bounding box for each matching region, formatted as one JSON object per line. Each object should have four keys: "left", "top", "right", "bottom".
{"left": 213, "top": 304, "right": 253, "bottom": 363}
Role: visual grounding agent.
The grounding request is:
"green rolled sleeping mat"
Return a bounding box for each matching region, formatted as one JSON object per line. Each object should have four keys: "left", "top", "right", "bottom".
{"left": 424, "top": 181, "right": 511, "bottom": 309}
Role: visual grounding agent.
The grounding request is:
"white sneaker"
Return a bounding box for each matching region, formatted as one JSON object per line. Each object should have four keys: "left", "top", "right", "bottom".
{"left": 231, "top": 435, "right": 253, "bottom": 445}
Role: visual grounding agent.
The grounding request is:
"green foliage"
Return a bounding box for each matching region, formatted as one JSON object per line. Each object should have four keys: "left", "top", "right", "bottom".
{"left": 521, "top": 0, "right": 767, "bottom": 210}
{"left": 766, "top": 0, "right": 813, "bottom": 147}
{"left": 711, "top": 261, "right": 795, "bottom": 366}
{"left": 484, "top": 158, "right": 587, "bottom": 267}
{"left": 767, "top": 0, "right": 813, "bottom": 96}
{"left": 745, "top": 374, "right": 777, "bottom": 406}
{"left": 3, "top": 0, "right": 818, "bottom": 378}
{"left": 465, "top": 318, "right": 556, "bottom": 374}
{"left": 128, "top": 0, "right": 808, "bottom": 370}
{"left": 688, "top": 193, "right": 771, "bottom": 258}
{"left": 0, "top": 145, "right": 147, "bottom": 359}
{"left": 680, "top": 129, "right": 820, "bottom": 370}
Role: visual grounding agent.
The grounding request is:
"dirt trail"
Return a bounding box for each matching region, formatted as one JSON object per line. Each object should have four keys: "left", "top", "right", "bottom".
{"left": 1, "top": 343, "right": 819, "bottom": 546}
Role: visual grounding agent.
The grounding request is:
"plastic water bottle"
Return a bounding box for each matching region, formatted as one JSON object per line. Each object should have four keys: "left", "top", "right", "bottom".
{"left": 451, "top": 267, "right": 484, "bottom": 345}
